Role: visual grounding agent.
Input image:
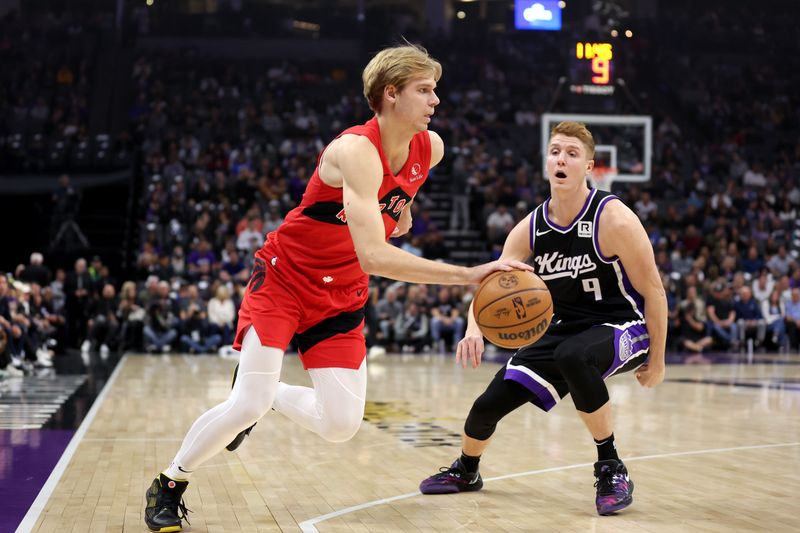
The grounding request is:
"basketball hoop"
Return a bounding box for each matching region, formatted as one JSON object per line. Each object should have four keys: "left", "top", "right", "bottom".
{"left": 589, "top": 166, "right": 617, "bottom": 192}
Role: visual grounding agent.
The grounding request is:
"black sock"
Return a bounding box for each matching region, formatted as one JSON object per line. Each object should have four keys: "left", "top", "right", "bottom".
{"left": 594, "top": 433, "right": 620, "bottom": 462}
{"left": 459, "top": 451, "right": 481, "bottom": 473}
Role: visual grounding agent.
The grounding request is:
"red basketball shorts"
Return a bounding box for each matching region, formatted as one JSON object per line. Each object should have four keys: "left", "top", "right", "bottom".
{"left": 233, "top": 245, "right": 369, "bottom": 369}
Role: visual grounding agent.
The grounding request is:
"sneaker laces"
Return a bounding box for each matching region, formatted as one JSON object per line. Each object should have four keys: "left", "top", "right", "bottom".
{"left": 158, "top": 489, "right": 192, "bottom": 525}
{"left": 594, "top": 467, "right": 623, "bottom": 496}
{"left": 431, "top": 464, "right": 465, "bottom": 480}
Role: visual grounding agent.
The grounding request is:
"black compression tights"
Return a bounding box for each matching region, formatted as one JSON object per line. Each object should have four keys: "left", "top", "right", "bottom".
{"left": 464, "top": 328, "right": 615, "bottom": 440}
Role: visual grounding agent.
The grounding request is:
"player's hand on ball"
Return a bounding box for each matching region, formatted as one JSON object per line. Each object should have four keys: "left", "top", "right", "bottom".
{"left": 635, "top": 361, "right": 665, "bottom": 388}
{"left": 456, "top": 331, "right": 485, "bottom": 369}
{"left": 467, "top": 259, "right": 533, "bottom": 285}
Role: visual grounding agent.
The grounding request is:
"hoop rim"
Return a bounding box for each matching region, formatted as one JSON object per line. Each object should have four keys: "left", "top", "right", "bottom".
{"left": 588, "top": 166, "right": 618, "bottom": 190}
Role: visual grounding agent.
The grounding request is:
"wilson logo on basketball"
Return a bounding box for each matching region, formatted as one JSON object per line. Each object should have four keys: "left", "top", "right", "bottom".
{"left": 497, "top": 317, "right": 549, "bottom": 342}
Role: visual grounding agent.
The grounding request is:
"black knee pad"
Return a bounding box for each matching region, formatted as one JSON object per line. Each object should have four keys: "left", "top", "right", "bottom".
{"left": 553, "top": 343, "right": 609, "bottom": 413}
{"left": 464, "top": 393, "right": 501, "bottom": 441}
{"left": 464, "top": 370, "right": 534, "bottom": 440}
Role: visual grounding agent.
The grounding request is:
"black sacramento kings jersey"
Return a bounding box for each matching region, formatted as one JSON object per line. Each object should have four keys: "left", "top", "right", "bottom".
{"left": 529, "top": 189, "right": 644, "bottom": 329}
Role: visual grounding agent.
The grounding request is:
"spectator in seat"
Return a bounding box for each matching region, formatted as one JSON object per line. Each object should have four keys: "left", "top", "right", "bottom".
{"left": 734, "top": 286, "right": 765, "bottom": 349}
{"left": 706, "top": 281, "right": 739, "bottom": 350}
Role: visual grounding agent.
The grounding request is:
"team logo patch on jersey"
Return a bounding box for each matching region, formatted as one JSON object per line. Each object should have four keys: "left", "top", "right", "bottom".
{"left": 410, "top": 163, "right": 423, "bottom": 182}
{"left": 618, "top": 330, "right": 633, "bottom": 362}
{"left": 498, "top": 273, "right": 519, "bottom": 289}
{"left": 578, "top": 221, "right": 593, "bottom": 238}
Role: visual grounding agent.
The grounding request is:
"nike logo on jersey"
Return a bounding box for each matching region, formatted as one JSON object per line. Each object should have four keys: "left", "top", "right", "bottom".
{"left": 357, "top": 289, "right": 364, "bottom": 297}
{"left": 534, "top": 252, "right": 597, "bottom": 280}
{"left": 535, "top": 228, "right": 552, "bottom": 236}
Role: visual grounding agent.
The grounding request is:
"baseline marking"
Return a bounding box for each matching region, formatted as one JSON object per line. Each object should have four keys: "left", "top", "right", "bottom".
{"left": 298, "top": 441, "right": 800, "bottom": 532}
{"left": 15, "top": 356, "right": 129, "bottom": 533}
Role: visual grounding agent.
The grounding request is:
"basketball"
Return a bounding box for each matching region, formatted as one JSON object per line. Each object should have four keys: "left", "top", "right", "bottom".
{"left": 472, "top": 270, "right": 553, "bottom": 349}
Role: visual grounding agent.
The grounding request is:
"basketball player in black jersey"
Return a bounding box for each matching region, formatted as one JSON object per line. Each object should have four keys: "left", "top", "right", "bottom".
{"left": 420, "top": 121, "right": 667, "bottom": 516}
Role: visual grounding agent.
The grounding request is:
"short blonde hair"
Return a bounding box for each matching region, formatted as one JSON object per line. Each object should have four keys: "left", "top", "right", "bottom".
{"left": 550, "top": 121, "right": 595, "bottom": 158}
{"left": 362, "top": 44, "right": 442, "bottom": 113}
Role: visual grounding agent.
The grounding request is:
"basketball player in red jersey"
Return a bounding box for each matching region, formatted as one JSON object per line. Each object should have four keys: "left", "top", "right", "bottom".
{"left": 144, "top": 44, "right": 531, "bottom": 532}
{"left": 419, "top": 122, "right": 666, "bottom": 516}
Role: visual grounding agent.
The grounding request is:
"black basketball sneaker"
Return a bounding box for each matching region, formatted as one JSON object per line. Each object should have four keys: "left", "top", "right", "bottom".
{"left": 144, "top": 473, "right": 190, "bottom": 532}
{"left": 226, "top": 363, "right": 257, "bottom": 451}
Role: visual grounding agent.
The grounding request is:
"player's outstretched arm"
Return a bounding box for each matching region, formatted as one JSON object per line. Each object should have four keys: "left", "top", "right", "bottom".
{"left": 598, "top": 200, "right": 667, "bottom": 388}
{"left": 457, "top": 215, "right": 533, "bottom": 369}
{"left": 336, "top": 135, "right": 530, "bottom": 285}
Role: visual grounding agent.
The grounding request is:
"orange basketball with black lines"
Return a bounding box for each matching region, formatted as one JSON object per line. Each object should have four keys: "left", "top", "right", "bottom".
{"left": 472, "top": 270, "right": 553, "bottom": 349}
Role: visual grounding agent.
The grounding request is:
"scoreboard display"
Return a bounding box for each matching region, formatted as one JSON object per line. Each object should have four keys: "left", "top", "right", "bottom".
{"left": 569, "top": 41, "right": 615, "bottom": 96}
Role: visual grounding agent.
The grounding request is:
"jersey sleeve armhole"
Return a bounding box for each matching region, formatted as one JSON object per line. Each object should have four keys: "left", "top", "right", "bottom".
{"left": 592, "top": 194, "right": 620, "bottom": 263}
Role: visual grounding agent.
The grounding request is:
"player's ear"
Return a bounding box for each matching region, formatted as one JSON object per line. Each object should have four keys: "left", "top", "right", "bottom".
{"left": 384, "top": 84, "right": 398, "bottom": 106}
{"left": 586, "top": 159, "right": 594, "bottom": 173}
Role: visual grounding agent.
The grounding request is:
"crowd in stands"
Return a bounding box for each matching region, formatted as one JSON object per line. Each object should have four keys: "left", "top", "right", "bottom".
{"left": 3, "top": 3, "right": 800, "bottom": 378}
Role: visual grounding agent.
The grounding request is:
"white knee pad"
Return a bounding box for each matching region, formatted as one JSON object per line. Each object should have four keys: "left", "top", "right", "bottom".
{"left": 309, "top": 363, "right": 367, "bottom": 442}
{"left": 317, "top": 407, "right": 364, "bottom": 443}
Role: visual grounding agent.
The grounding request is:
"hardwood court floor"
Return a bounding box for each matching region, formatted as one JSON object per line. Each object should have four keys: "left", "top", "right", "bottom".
{"left": 31, "top": 352, "right": 800, "bottom": 532}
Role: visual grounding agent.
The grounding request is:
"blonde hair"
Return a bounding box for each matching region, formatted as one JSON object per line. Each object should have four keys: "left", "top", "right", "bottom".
{"left": 121, "top": 280, "right": 137, "bottom": 300}
{"left": 215, "top": 285, "right": 230, "bottom": 300}
{"left": 362, "top": 43, "right": 442, "bottom": 113}
{"left": 550, "top": 121, "right": 595, "bottom": 158}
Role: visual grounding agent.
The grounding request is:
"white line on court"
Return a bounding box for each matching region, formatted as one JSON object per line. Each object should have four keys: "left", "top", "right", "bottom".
{"left": 15, "top": 356, "right": 129, "bottom": 533}
{"left": 298, "top": 441, "right": 800, "bottom": 533}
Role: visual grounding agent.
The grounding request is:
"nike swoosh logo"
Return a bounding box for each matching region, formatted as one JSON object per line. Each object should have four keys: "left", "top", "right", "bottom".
{"left": 177, "top": 466, "right": 191, "bottom": 473}
{"left": 357, "top": 289, "right": 364, "bottom": 296}
{"left": 535, "top": 229, "right": 552, "bottom": 236}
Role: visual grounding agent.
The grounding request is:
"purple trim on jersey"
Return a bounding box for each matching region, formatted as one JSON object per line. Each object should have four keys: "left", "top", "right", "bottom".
{"left": 504, "top": 368, "right": 558, "bottom": 411}
{"left": 543, "top": 188, "right": 597, "bottom": 232}
{"left": 618, "top": 262, "right": 646, "bottom": 317}
{"left": 593, "top": 194, "right": 619, "bottom": 263}
{"left": 603, "top": 322, "right": 650, "bottom": 379}
{"left": 529, "top": 209, "right": 537, "bottom": 252}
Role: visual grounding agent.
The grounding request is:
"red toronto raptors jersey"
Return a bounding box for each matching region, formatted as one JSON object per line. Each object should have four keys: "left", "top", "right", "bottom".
{"left": 264, "top": 117, "right": 432, "bottom": 288}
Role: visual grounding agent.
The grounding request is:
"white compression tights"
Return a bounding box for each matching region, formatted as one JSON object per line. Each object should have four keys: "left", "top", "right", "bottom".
{"left": 166, "top": 327, "right": 367, "bottom": 478}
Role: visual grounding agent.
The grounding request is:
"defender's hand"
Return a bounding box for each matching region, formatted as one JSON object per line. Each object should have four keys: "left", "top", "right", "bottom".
{"left": 635, "top": 361, "right": 665, "bottom": 388}
{"left": 456, "top": 330, "right": 485, "bottom": 369}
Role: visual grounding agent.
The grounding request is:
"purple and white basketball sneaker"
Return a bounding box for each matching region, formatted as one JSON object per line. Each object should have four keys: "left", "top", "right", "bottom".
{"left": 419, "top": 459, "right": 483, "bottom": 495}
{"left": 594, "top": 459, "right": 634, "bottom": 515}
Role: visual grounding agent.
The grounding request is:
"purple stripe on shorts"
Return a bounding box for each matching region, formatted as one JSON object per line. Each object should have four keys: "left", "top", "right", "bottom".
{"left": 603, "top": 324, "right": 650, "bottom": 378}
{"left": 504, "top": 368, "right": 558, "bottom": 411}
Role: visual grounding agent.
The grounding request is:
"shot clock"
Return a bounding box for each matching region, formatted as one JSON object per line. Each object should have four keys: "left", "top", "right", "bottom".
{"left": 569, "top": 41, "right": 615, "bottom": 96}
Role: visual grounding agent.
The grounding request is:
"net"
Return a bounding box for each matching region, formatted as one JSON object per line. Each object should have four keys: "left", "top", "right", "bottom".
{"left": 588, "top": 166, "right": 617, "bottom": 192}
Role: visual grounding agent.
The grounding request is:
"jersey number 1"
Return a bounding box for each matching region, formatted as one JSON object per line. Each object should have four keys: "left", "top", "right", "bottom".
{"left": 582, "top": 278, "right": 603, "bottom": 301}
